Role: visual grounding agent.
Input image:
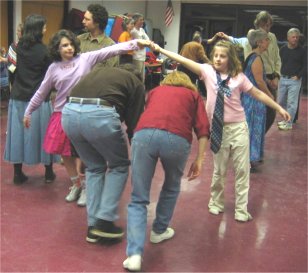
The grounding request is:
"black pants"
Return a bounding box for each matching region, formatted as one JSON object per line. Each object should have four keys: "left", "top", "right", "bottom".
{"left": 0, "top": 86, "right": 10, "bottom": 101}
{"left": 265, "top": 80, "right": 277, "bottom": 134}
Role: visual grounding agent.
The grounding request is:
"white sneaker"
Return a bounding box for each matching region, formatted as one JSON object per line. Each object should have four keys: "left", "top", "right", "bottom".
{"left": 77, "top": 188, "right": 86, "bottom": 207}
{"left": 123, "top": 255, "right": 142, "bottom": 272}
{"left": 209, "top": 207, "right": 223, "bottom": 215}
{"left": 150, "top": 227, "right": 175, "bottom": 243}
{"left": 277, "top": 120, "right": 286, "bottom": 126}
{"left": 65, "top": 184, "right": 81, "bottom": 202}
{"left": 278, "top": 123, "right": 292, "bottom": 131}
{"left": 235, "top": 212, "right": 253, "bottom": 222}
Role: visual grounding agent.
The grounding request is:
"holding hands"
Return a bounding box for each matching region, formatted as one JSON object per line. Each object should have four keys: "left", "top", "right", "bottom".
{"left": 150, "top": 43, "right": 161, "bottom": 53}
{"left": 136, "top": 39, "right": 154, "bottom": 49}
{"left": 23, "top": 116, "right": 31, "bottom": 128}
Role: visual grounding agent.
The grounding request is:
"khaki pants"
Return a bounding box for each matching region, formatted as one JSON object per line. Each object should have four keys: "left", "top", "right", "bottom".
{"left": 132, "top": 59, "right": 145, "bottom": 83}
{"left": 208, "top": 121, "right": 252, "bottom": 221}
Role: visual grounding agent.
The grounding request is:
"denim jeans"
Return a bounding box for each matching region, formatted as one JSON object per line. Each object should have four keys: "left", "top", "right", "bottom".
{"left": 126, "top": 129, "right": 191, "bottom": 256}
{"left": 62, "top": 103, "right": 130, "bottom": 226}
{"left": 278, "top": 77, "right": 302, "bottom": 124}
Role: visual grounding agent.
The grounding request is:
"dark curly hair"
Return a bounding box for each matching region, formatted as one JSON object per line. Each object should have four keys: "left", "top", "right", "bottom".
{"left": 19, "top": 14, "right": 46, "bottom": 49}
{"left": 87, "top": 4, "right": 108, "bottom": 32}
{"left": 48, "top": 29, "right": 80, "bottom": 62}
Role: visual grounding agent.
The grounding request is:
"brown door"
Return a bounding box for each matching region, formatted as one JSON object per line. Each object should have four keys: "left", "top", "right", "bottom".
{"left": 22, "top": 0, "right": 64, "bottom": 45}
{"left": 1, "top": 0, "right": 8, "bottom": 50}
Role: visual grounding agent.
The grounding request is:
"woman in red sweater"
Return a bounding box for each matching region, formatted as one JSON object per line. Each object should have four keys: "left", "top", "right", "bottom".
{"left": 124, "top": 71, "right": 210, "bottom": 271}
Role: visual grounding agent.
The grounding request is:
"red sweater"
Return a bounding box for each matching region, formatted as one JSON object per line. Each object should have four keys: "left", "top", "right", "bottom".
{"left": 135, "top": 85, "right": 210, "bottom": 143}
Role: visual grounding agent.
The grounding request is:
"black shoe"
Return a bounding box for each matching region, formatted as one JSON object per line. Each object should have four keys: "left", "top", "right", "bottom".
{"left": 13, "top": 172, "right": 28, "bottom": 185}
{"left": 45, "top": 171, "right": 56, "bottom": 183}
{"left": 86, "top": 226, "right": 100, "bottom": 243}
{"left": 90, "top": 219, "right": 124, "bottom": 238}
{"left": 250, "top": 161, "right": 259, "bottom": 173}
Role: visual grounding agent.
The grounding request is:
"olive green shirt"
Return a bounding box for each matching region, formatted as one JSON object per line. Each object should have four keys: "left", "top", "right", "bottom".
{"left": 77, "top": 32, "right": 119, "bottom": 70}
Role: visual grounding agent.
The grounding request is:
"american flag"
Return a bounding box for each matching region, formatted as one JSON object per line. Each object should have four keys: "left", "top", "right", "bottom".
{"left": 165, "top": 0, "right": 174, "bottom": 27}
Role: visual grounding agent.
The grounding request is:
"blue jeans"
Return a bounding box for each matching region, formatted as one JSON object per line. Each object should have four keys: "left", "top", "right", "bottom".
{"left": 126, "top": 129, "right": 191, "bottom": 256}
{"left": 62, "top": 103, "right": 130, "bottom": 226}
{"left": 278, "top": 77, "right": 302, "bottom": 124}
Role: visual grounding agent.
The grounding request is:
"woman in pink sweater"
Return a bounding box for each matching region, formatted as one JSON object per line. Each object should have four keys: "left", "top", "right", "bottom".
{"left": 24, "top": 29, "right": 150, "bottom": 202}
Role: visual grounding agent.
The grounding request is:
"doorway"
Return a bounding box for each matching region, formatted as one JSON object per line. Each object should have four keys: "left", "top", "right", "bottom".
{"left": 22, "top": 1, "right": 65, "bottom": 44}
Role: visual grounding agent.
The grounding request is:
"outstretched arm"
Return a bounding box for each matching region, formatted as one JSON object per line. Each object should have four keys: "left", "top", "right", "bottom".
{"left": 85, "top": 39, "right": 152, "bottom": 66}
{"left": 248, "top": 86, "right": 291, "bottom": 121}
{"left": 152, "top": 43, "right": 203, "bottom": 77}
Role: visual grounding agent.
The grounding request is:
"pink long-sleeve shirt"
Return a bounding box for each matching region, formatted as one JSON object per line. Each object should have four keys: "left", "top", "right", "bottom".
{"left": 24, "top": 40, "right": 140, "bottom": 118}
{"left": 199, "top": 63, "right": 253, "bottom": 124}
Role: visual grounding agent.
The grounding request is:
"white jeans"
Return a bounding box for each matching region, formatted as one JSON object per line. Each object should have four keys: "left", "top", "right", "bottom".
{"left": 208, "top": 121, "right": 251, "bottom": 220}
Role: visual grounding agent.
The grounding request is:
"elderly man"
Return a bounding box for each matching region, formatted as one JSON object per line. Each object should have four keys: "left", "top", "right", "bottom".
{"left": 277, "top": 28, "right": 306, "bottom": 131}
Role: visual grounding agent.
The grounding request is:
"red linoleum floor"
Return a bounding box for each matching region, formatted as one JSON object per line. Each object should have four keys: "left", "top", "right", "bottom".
{"left": 1, "top": 97, "right": 307, "bottom": 272}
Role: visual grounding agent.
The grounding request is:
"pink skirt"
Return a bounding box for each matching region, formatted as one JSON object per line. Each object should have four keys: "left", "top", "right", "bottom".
{"left": 43, "top": 112, "right": 72, "bottom": 156}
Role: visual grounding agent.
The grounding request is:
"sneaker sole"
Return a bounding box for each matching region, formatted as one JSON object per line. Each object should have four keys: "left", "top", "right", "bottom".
{"left": 235, "top": 217, "right": 253, "bottom": 222}
{"left": 45, "top": 174, "right": 56, "bottom": 183}
{"left": 86, "top": 236, "right": 100, "bottom": 243}
{"left": 208, "top": 207, "right": 223, "bottom": 215}
{"left": 123, "top": 256, "right": 142, "bottom": 272}
{"left": 123, "top": 264, "right": 141, "bottom": 272}
{"left": 235, "top": 215, "right": 253, "bottom": 222}
{"left": 65, "top": 198, "right": 79, "bottom": 202}
{"left": 90, "top": 229, "right": 124, "bottom": 238}
{"left": 150, "top": 228, "right": 175, "bottom": 243}
{"left": 150, "top": 235, "right": 174, "bottom": 243}
{"left": 123, "top": 263, "right": 141, "bottom": 271}
{"left": 278, "top": 127, "right": 292, "bottom": 131}
{"left": 45, "top": 179, "right": 55, "bottom": 183}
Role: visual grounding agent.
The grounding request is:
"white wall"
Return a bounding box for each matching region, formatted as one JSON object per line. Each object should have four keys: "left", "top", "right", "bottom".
{"left": 69, "top": 0, "right": 146, "bottom": 16}
{"left": 68, "top": 0, "right": 308, "bottom": 53}
{"left": 147, "top": 1, "right": 181, "bottom": 53}
{"left": 102, "top": 0, "right": 146, "bottom": 16}
{"left": 69, "top": 0, "right": 181, "bottom": 52}
{"left": 69, "top": 1, "right": 102, "bottom": 12}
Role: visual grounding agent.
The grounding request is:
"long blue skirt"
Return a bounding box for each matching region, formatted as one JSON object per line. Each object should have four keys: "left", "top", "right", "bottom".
{"left": 241, "top": 93, "right": 266, "bottom": 162}
{"left": 4, "top": 99, "right": 60, "bottom": 165}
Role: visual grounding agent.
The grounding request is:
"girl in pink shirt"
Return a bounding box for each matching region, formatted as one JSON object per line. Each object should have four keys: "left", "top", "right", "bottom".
{"left": 23, "top": 29, "right": 150, "bottom": 203}
{"left": 152, "top": 40, "right": 290, "bottom": 222}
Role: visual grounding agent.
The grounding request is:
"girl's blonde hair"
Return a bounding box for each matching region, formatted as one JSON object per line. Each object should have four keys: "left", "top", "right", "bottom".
{"left": 160, "top": 71, "right": 198, "bottom": 92}
{"left": 210, "top": 40, "right": 242, "bottom": 77}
